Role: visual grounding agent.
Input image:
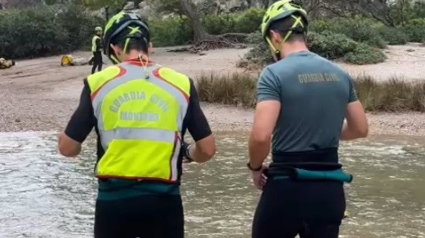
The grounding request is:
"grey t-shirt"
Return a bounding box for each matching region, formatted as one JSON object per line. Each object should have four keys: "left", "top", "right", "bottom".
{"left": 257, "top": 51, "right": 358, "bottom": 153}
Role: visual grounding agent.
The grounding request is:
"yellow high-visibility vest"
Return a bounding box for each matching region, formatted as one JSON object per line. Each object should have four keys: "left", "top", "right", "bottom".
{"left": 92, "top": 35, "right": 101, "bottom": 52}
{"left": 86, "top": 62, "right": 191, "bottom": 182}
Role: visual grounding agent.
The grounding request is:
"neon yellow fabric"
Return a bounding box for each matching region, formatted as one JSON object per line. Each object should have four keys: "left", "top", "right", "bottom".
{"left": 87, "top": 65, "right": 122, "bottom": 93}
{"left": 92, "top": 35, "right": 101, "bottom": 52}
{"left": 86, "top": 63, "right": 191, "bottom": 182}
{"left": 99, "top": 139, "right": 174, "bottom": 180}
{"left": 157, "top": 67, "right": 191, "bottom": 94}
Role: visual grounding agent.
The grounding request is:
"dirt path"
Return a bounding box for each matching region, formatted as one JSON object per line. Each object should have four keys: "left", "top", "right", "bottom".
{"left": 0, "top": 45, "right": 424, "bottom": 135}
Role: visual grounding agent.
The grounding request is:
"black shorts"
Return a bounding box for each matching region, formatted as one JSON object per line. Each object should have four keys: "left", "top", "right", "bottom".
{"left": 94, "top": 194, "right": 184, "bottom": 238}
{"left": 252, "top": 179, "right": 346, "bottom": 238}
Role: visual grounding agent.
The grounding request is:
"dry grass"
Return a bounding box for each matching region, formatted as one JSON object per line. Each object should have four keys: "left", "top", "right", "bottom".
{"left": 354, "top": 75, "right": 425, "bottom": 112}
{"left": 197, "top": 72, "right": 425, "bottom": 112}
{"left": 197, "top": 73, "right": 257, "bottom": 108}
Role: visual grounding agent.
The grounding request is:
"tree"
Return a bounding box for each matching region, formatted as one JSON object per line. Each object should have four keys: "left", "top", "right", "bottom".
{"left": 178, "top": 0, "right": 209, "bottom": 43}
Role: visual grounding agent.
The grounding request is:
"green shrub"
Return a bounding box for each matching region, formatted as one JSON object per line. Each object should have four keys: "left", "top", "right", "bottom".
{"left": 244, "top": 32, "right": 273, "bottom": 65}
{"left": 243, "top": 31, "right": 386, "bottom": 66}
{"left": 0, "top": 4, "right": 104, "bottom": 59}
{"left": 202, "top": 14, "right": 238, "bottom": 35}
{"left": 234, "top": 8, "right": 265, "bottom": 33}
{"left": 309, "top": 19, "right": 334, "bottom": 32}
{"left": 402, "top": 18, "right": 425, "bottom": 42}
{"left": 310, "top": 18, "right": 387, "bottom": 49}
{"left": 0, "top": 7, "right": 66, "bottom": 58}
{"left": 56, "top": 4, "right": 105, "bottom": 51}
{"left": 376, "top": 26, "right": 409, "bottom": 45}
{"left": 343, "top": 43, "right": 387, "bottom": 65}
{"left": 202, "top": 8, "right": 264, "bottom": 35}
{"left": 150, "top": 17, "right": 192, "bottom": 47}
{"left": 307, "top": 31, "right": 357, "bottom": 59}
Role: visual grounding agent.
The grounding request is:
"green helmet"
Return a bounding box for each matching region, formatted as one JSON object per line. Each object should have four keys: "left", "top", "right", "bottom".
{"left": 95, "top": 26, "right": 103, "bottom": 32}
{"left": 261, "top": 0, "right": 308, "bottom": 44}
{"left": 103, "top": 11, "right": 150, "bottom": 64}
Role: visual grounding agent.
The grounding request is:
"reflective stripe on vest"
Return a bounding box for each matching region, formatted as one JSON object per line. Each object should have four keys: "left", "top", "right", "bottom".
{"left": 86, "top": 62, "right": 191, "bottom": 182}
{"left": 92, "top": 35, "right": 101, "bottom": 52}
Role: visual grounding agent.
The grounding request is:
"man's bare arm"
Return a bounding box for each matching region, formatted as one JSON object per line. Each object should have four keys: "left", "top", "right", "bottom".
{"left": 341, "top": 101, "right": 368, "bottom": 140}
{"left": 248, "top": 100, "right": 281, "bottom": 169}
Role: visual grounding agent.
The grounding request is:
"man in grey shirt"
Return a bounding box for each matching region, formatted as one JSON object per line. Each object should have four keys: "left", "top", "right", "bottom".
{"left": 247, "top": 1, "right": 368, "bottom": 238}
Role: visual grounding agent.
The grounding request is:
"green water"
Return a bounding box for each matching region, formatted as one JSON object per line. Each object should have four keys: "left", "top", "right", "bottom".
{"left": 0, "top": 132, "right": 424, "bottom": 238}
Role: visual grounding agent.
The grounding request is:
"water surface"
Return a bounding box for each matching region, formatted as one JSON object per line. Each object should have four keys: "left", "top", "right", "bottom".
{"left": 0, "top": 132, "right": 424, "bottom": 238}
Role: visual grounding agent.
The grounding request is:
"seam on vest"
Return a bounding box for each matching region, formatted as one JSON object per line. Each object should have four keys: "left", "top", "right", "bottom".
{"left": 91, "top": 66, "right": 127, "bottom": 101}
{"left": 153, "top": 68, "right": 190, "bottom": 102}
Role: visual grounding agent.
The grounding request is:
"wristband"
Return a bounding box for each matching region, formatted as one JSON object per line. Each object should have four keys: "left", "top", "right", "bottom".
{"left": 247, "top": 162, "right": 262, "bottom": 171}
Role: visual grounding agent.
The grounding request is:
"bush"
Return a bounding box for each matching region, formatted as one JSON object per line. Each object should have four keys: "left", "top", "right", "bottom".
{"left": 376, "top": 26, "right": 409, "bottom": 45}
{"left": 402, "top": 18, "right": 425, "bottom": 43}
{"left": 344, "top": 43, "right": 387, "bottom": 65}
{"left": 244, "top": 32, "right": 273, "bottom": 66}
{"left": 234, "top": 8, "right": 265, "bottom": 34}
{"left": 307, "top": 31, "right": 357, "bottom": 59}
{"left": 202, "top": 8, "right": 264, "bottom": 35}
{"left": 56, "top": 4, "right": 105, "bottom": 51}
{"left": 202, "top": 14, "right": 238, "bottom": 35}
{"left": 150, "top": 17, "right": 192, "bottom": 47}
{"left": 0, "top": 4, "right": 104, "bottom": 59}
{"left": 243, "top": 31, "right": 385, "bottom": 66}
{"left": 197, "top": 73, "right": 425, "bottom": 112}
{"left": 0, "top": 7, "right": 67, "bottom": 58}
{"left": 310, "top": 18, "right": 387, "bottom": 49}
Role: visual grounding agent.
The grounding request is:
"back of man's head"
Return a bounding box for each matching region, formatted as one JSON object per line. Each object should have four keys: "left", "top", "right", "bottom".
{"left": 268, "top": 12, "right": 308, "bottom": 43}
{"left": 111, "top": 22, "right": 151, "bottom": 54}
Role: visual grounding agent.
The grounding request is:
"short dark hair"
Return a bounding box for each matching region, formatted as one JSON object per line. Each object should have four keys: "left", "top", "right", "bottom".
{"left": 111, "top": 23, "right": 150, "bottom": 54}
{"left": 268, "top": 13, "right": 307, "bottom": 42}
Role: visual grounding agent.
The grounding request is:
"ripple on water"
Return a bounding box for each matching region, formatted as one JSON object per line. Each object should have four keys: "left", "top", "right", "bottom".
{"left": 0, "top": 132, "right": 424, "bottom": 238}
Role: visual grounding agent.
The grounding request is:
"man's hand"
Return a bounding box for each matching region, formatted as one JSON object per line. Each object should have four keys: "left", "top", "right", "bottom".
{"left": 251, "top": 164, "right": 268, "bottom": 190}
{"left": 182, "top": 156, "right": 193, "bottom": 164}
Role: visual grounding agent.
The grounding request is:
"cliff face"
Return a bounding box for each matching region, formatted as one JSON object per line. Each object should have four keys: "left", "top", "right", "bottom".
{"left": 0, "top": 0, "right": 45, "bottom": 9}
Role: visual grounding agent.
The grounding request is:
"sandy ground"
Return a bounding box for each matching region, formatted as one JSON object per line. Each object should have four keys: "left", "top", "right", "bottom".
{"left": 339, "top": 43, "right": 425, "bottom": 82}
{"left": 1, "top": 44, "right": 425, "bottom": 136}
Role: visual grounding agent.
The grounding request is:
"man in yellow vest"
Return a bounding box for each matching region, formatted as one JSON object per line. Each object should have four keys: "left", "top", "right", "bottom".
{"left": 58, "top": 12, "right": 216, "bottom": 238}
{"left": 91, "top": 26, "right": 104, "bottom": 74}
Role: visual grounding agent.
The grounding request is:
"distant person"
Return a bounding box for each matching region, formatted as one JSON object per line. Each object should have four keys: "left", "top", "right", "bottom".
{"left": 247, "top": 1, "right": 368, "bottom": 238}
{"left": 58, "top": 11, "right": 216, "bottom": 238}
{"left": 91, "top": 26, "right": 104, "bottom": 74}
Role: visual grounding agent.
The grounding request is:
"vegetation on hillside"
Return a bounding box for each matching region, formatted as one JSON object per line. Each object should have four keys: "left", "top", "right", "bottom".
{"left": 197, "top": 73, "right": 425, "bottom": 112}
{"left": 0, "top": 4, "right": 104, "bottom": 59}
{"left": 0, "top": 0, "right": 424, "bottom": 64}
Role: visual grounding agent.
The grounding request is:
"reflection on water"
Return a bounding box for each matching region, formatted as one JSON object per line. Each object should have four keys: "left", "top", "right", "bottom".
{"left": 0, "top": 132, "right": 424, "bottom": 238}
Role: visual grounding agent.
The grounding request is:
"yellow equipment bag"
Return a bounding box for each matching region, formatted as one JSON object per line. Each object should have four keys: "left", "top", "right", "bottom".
{"left": 61, "top": 55, "right": 74, "bottom": 66}
{"left": 0, "top": 58, "right": 15, "bottom": 69}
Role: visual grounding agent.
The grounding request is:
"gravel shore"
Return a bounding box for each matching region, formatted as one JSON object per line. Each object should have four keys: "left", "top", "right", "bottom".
{"left": 1, "top": 45, "right": 424, "bottom": 136}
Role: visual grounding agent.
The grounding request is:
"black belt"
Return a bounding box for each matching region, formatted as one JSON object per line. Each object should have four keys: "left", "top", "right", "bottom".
{"left": 268, "top": 148, "right": 341, "bottom": 176}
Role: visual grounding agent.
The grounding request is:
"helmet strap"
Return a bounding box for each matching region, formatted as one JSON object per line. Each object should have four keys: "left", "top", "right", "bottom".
{"left": 265, "top": 16, "right": 305, "bottom": 61}
{"left": 109, "top": 53, "right": 121, "bottom": 64}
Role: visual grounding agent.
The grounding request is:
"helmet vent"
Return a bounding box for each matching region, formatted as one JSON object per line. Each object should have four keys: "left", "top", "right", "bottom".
{"left": 264, "top": 16, "right": 270, "bottom": 23}
{"left": 277, "top": 4, "right": 284, "bottom": 10}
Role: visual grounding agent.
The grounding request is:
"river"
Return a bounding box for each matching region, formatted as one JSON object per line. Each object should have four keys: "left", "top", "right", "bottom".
{"left": 0, "top": 132, "right": 424, "bottom": 238}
